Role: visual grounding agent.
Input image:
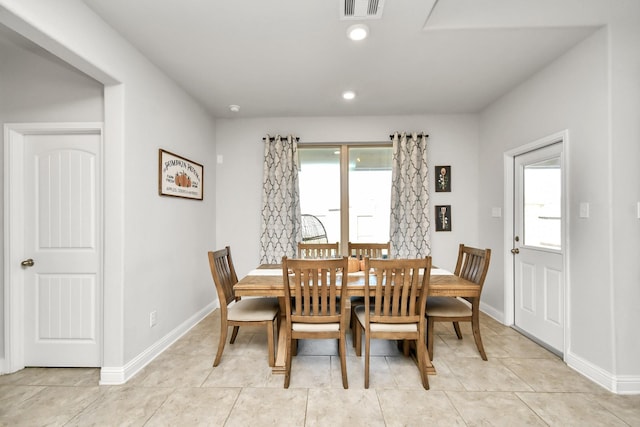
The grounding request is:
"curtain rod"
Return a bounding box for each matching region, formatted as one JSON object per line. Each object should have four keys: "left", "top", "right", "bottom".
{"left": 261, "top": 134, "right": 428, "bottom": 143}
{"left": 389, "top": 132, "right": 429, "bottom": 140}
{"left": 262, "top": 136, "right": 300, "bottom": 142}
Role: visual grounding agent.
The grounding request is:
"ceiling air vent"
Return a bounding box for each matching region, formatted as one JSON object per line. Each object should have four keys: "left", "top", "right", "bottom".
{"left": 341, "top": 0, "right": 385, "bottom": 20}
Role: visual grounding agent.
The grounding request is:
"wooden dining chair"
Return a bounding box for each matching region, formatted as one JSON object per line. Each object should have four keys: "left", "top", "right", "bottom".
{"left": 281, "top": 256, "right": 350, "bottom": 389}
{"left": 297, "top": 242, "right": 339, "bottom": 259}
{"left": 426, "top": 244, "right": 491, "bottom": 360}
{"left": 208, "top": 247, "right": 280, "bottom": 367}
{"left": 348, "top": 242, "right": 391, "bottom": 339}
{"left": 353, "top": 256, "right": 432, "bottom": 389}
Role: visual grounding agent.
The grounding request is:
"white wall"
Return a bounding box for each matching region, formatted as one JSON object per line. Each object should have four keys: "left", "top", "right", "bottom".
{"left": 117, "top": 65, "right": 217, "bottom": 363}
{"left": 0, "top": 29, "right": 104, "bottom": 364}
{"left": 0, "top": 0, "right": 217, "bottom": 376}
{"left": 608, "top": 7, "right": 640, "bottom": 385}
{"left": 480, "top": 28, "right": 609, "bottom": 337}
{"left": 480, "top": 15, "right": 640, "bottom": 392}
{"left": 215, "top": 115, "right": 480, "bottom": 277}
{"left": 0, "top": 32, "right": 103, "bottom": 122}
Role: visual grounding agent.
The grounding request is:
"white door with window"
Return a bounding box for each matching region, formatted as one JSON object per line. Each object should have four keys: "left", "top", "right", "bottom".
{"left": 6, "top": 123, "right": 102, "bottom": 368}
{"left": 513, "top": 142, "right": 564, "bottom": 354}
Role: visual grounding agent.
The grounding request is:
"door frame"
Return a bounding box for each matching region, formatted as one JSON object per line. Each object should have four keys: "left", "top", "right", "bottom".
{"left": 3, "top": 122, "right": 104, "bottom": 373}
{"left": 502, "top": 129, "right": 569, "bottom": 357}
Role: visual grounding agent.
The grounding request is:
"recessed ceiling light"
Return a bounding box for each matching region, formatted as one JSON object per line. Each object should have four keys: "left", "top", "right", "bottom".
{"left": 228, "top": 104, "right": 240, "bottom": 112}
{"left": 342, "top": 90, "right": 356, "bottom": 100}
{"left": 347, "top": 24, "right": 369, "bottom": 41}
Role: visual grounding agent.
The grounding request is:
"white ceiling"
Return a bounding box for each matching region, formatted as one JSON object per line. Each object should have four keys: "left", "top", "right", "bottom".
{"left": 18, "top": 1, "right": 618, "bottom": 118}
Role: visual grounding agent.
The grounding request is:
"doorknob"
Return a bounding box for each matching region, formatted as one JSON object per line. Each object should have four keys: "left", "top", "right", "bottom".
{"left": 21, "top": 258, "right": 35, "bottom": 267}
{"left": 510, "top": 248, "right": 520, "bottom": 254}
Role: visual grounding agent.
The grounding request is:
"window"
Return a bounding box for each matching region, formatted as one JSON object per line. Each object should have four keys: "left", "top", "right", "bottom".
{"left": 298, "top": 145, "right": 392, "bottom": 253}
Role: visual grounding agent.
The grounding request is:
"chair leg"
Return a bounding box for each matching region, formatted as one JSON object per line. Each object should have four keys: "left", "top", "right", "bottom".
{"left": 213, "top": 322, "right": 228, "bottom": 367}
{"left": 266, "top": 320, "right": 275, "bottom": 367}
{"left": 230, "top": 326, "right": 240, "bottom": 343}
{"left": 453, "top": 322, "right": 463, "bottom": 339}
{"left": 338, "top": 334, "right": 348, "bottom": 389}
{"left": 350, "top": 308, "right": 361, "bottom": 347}
{"left": 472, "top": 317, "right": 488, "bottom": 361}
{"left": 354, "top": 318, "right": 362, "bottom": 356}
{"left": 364, "top": 331, "right": 371, "bottom": 389}
{"left": 416, "top": 334, "right": 430, "bottom": 390}
{"left": 427, "top": 317, "right": 435, "bottom": 361}
{"left": 402, "top": 339, "right": 410, "bottom": 357}
{"left": 284, "top": 332, "right": 292, "bottom": 388}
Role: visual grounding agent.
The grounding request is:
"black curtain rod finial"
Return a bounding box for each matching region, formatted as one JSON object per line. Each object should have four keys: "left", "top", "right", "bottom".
{"left": 389, "top": 132, "right": 429, "bottom": 140}
{"left": 262, "top": 136, "right": 300, "bottom": 142}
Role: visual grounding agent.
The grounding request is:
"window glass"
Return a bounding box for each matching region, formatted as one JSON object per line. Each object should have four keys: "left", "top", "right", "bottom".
{"left": 523, "top": 157, "right": 561, "bottom": 249}
{"left": 298, "top": 147, "right": 340, "bottom": 243}
{"left": 348, "top": 146, "right": 392, "bottom": 243}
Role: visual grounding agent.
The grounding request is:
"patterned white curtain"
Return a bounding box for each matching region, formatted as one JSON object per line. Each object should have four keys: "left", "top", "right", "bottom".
{"left": 389, "top": 132, "right": 431, "bottom": 258}
{"left": 259, "top": 134, "right": 302, "bottom": 264}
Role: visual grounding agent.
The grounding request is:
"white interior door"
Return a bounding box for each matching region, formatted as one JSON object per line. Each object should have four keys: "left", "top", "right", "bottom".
{"left": 20, "top": 128, "right": 102, "bottom": 367}
{"left": 513, "top": 142, "right": 564, "bottom": 354}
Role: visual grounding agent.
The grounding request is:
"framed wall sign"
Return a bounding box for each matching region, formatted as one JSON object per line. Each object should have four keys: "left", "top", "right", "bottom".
{"left": 158, "top": 149, "right": 203, "bottom": 200}
{"left": 435, "top": 165, "right": 451, "bottom": 192}
{"left": 435, "top": 205, "right": 451, "bottom": 231}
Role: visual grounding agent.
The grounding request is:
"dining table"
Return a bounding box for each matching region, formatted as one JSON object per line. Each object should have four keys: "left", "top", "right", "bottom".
{"left": 233, "top": 264, "right": 481, "bottom": 375}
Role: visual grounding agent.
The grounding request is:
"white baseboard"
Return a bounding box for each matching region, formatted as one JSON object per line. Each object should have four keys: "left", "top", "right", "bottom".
{"left": 99, "top": 365, "right": 127, "bottom": 385}
{"left": 566, "top": 351, "right": 640, "bottom": 395}
{"left": 480, "top": 301, "right": 505, "bottom": 324}
{"left": 0, "top": 357, "right": 5, "bottom": 375}
{"left": 99, "top": 301, "right": 217, "bottom": 385}
{"left": 612, "top": 375, "right": 640, "bottom": 395}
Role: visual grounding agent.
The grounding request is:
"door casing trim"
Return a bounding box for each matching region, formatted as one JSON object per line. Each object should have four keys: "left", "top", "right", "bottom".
{"left": 503, "top": 129, "right": 569, "bottom": 359}
{"left": 3, "top": 122, "right": 104, "bottom": 373}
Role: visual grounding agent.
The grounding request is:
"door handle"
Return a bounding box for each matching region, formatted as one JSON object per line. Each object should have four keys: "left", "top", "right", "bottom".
{"left": 510, "top": 248, "right": 519, "bottom": 254}
{"left": 21, "top": 258, "right": 35, "bottom": 267}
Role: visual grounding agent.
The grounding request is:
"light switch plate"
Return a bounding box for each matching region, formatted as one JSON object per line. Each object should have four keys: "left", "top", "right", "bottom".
{"left": 491, "top": 207, "right": 502, "bottom": 218}
{"left": 579, "top": 202, "right": 590, "bottom": 218}
{"left": 217, "top": 155, "right": 223, "bottom": 164}
{"left": 150, "top": 311, "right": 157, "bottom": 327}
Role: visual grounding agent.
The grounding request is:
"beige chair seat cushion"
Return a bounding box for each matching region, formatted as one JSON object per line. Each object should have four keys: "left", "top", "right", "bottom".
{"left": 426, "top": 296, "right": 472, "bottom": 317}
{"left": 354, "top": 305, "right": 418, "bottom": 333}
{"left": 292, "top": 322, "right": 340, "bottom": 332}
{"left": 227, "top": 297, "right": 279, "bottom": 321}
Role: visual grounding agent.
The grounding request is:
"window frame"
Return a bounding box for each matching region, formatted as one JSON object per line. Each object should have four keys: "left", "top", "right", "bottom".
{"left": 298, "top": 142, "right": 393, "bottom": 255}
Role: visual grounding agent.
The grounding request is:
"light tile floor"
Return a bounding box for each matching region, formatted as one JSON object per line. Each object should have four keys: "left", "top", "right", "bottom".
{"left": 1, "top": 311, "right": 639, "bottom": 426}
